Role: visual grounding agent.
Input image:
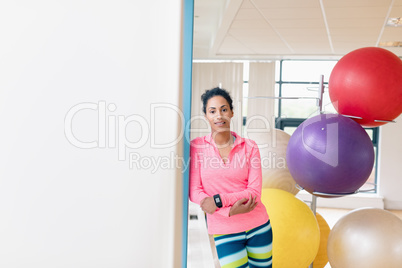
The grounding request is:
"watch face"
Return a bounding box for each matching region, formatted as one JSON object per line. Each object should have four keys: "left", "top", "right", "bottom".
{"left": 213, "top": 195, "right": 222, "bottom": 207}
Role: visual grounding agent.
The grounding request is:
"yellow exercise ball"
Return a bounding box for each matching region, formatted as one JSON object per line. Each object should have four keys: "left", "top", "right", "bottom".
{"left": 313, "top": 212, "right": 330, "bottom": 268}
{"left": 261, "top": 188, "right": 320, "bottom": 267}
{"left": 327, "top": 208, "right": 402, "bottom": 268}
{"left": 251, "top": 129, "right": 299, "bottom": 195}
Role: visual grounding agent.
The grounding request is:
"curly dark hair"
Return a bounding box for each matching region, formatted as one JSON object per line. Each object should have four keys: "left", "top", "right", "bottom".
{"left": 201, "top": 87, "right": 233, "bottom": 114}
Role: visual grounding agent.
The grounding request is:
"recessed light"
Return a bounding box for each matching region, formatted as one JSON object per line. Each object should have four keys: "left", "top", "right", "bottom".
{"left": 379, "top": 41, "right": 402, "bottom": 47}
{"left": 386, "top": 17, "right": 402, "bottom": 27}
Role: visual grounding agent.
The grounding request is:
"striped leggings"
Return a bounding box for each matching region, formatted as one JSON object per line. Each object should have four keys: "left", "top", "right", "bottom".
{"left": 213, "top": 220, "right": 273, "bottom": 268}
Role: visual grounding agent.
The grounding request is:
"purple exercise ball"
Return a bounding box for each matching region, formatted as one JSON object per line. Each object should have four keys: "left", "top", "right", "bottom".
{"left": 286, "top": 114, "right": 374, "bottom": 197}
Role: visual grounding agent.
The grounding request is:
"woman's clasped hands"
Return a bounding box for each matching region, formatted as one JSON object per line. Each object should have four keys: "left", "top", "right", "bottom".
{"left": 200, "top": 193, "right": 258, "bottom": 216}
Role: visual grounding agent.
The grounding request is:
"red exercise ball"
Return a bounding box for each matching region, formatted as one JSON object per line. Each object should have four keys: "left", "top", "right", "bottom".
{"left": 329, "top": 47, "right": 402, "bottom": 127}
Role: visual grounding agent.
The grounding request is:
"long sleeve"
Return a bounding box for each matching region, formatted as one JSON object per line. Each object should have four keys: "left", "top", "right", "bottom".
{"left": 189, "top": 143, "right": 209, "bottom": 205}
{"left": 219, "top": 143, "right": 262, "bottom": 207}
{"left": 214, "top": 206, "right": 231, "bottom": 217}
{"left": 189, "top": 140, "right": 232, "bottom": 217}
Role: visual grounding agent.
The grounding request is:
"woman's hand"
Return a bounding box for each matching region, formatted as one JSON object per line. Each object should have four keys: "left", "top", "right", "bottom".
{"left": 229, "top": 194, "right": 257, "bottom": 217}
{"left": 200, "top": 197, "right": 218, "bottom": 214}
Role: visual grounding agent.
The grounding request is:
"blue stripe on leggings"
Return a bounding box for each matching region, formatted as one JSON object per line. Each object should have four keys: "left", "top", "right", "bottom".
{"left": 249, "top": 255, "right": 272, "bottom": 262}
{"left": 214, "top": 233, "right": 245, "bottom": 247}
{"left": 246, "top": 222, "right": 271, "bottom": 240}
{"left": 249, "top": 258, "right": 272, "bottom": 267}
{"left": 214, "top": 232, "right": 244, "bottom": 242}
{"left": 247, "top": 243, "right": 273, "bottom": 254}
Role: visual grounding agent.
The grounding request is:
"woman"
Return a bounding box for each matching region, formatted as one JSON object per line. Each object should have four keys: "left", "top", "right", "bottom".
{"left": 189, "top": 87, "right": 273, "bottom": 268}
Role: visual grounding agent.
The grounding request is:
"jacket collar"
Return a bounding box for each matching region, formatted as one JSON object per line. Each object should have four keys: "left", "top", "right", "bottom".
{"left": 204, "top": 131, "right": 245, "bottom": 147}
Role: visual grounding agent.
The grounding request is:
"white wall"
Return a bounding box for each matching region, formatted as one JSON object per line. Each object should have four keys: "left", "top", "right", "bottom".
{"left": 0, "top": 1, "right": 183, "bottom": 267}
{"left": 379, "top": 113, "right": 402, "bottom": 210}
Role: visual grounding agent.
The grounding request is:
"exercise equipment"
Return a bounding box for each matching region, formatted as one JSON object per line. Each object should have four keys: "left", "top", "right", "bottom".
{"left": 313, "top": 212, "right": 330, "bottom": 268}
{"left": 286, "top": 113, "right": 375, "bottom": 196}
{"left": 329, "top": 47, "right": 402, "bottom": 127}
{"left": 327, "top": 208, "right": 402, "bottom": 268}
{"left": 261, "top": 188, "right": 320, "bottom": 267}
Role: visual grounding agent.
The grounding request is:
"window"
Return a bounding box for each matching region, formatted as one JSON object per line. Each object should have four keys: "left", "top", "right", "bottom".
{"left": 275, "top": 60, "right": 379, "bottom": 193}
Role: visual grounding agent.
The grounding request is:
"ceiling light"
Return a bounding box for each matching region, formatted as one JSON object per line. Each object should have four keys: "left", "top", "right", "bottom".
{"left": 386, "top": 17, "right": 402, "bottom": 27}
{"left": 379, "top": 41, "right": 402, "bottom": 47}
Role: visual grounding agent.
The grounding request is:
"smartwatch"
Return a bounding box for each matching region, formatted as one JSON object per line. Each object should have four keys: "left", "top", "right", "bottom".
{"left": 213, "top": 194, "right": 223, "bottom": 208}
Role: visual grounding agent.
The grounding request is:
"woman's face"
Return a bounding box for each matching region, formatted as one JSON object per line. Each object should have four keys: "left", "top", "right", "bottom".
{"left": 205, "top": 95, "right": 234, "bottom": 133}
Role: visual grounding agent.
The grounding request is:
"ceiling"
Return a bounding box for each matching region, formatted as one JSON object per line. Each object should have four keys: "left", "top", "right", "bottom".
{"left": 193, "top": 0, "right": 402, "bottom": 60}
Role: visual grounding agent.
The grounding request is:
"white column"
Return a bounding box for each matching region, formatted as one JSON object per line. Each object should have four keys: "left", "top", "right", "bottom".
{"left": 245, "top": 62, "right": 276, "bottom": 139}
{"left": 379, "top": 113, "right": 402, "bottom": 210}
{"left": 191, "top": 62, "right": 243, "bottom": 139}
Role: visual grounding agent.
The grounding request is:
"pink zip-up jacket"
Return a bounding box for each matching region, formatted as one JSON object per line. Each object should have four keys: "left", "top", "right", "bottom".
{"left": 189, "top": 131, "right": 269, "bottom": 234}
